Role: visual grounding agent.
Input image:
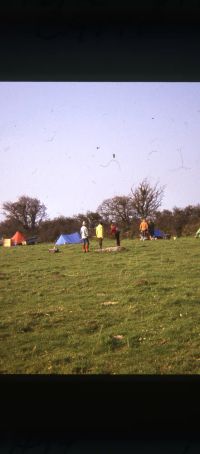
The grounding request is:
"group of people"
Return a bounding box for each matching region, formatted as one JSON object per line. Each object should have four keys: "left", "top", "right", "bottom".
{"left": 80, "top": 217, "right": 155, "bottom": 252}
{"left": 80, "top": 221, "right": 121, "bottom": 252}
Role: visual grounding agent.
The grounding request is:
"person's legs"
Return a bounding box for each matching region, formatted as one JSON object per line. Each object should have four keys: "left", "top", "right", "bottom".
{"left": 85, "top": 238, "right": 89, "bottom": 252}
{"left": 99, "top": 238, "right": 102, "bottom": 249}
{"left": 115, "top": 232, "right": 120, "bottom": 246}
{"left": 82, "top": 239, "right": 86, "bottom": 252}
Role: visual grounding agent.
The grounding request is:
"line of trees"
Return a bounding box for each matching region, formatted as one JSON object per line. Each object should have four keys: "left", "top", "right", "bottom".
{"left": 0, "top": 180, "right": 200, "bottom": 242}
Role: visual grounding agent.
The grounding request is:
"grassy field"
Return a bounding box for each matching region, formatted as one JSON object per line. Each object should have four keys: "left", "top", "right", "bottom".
{"left": 1, "top": 237, "right": 200, "bottom": 374}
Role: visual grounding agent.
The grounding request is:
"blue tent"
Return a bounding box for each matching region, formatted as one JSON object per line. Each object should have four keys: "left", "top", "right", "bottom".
{"left": 153, "top": 229, "right": 166, "bottom": 239}
{"left": 55, "top": 232, "right": 82, "bottom": 245}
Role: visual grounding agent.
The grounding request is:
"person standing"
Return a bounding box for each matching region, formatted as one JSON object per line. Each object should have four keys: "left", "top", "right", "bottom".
{"left": 80, "top": 221, "right": 89, "bottom": 252}
{"left": 96, "top": 221, "right": 104, "bottom": 249}
{"left": 195, "top": 227, "right": 200, "bottom": 238}
{"left": 110, "top": 221, "right": 121, "bottom": 246}
{"left": 148, "top": 219, "right": 155, "bottom": 240}
{"left": 139, "top": 218, "right": 149, "bottom": 240}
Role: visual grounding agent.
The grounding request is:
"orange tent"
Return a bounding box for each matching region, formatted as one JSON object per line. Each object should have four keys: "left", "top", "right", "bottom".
{"left": 11, "top": 231, "right": 26, "bottom": 245}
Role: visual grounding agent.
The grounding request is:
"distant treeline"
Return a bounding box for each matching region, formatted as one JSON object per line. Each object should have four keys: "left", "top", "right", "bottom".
{"left": 1, "top": 184, "right": 200, "bottom": 242}
{"left": 1, "top": 205, "right": 200, "bottom": 242}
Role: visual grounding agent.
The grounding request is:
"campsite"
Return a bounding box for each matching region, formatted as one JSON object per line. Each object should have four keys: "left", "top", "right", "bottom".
{"left": 1, "top": 236, "right": 200, "bottom": 374}
{"left": 1, "top": 83, "right": 200, "bottom": 375}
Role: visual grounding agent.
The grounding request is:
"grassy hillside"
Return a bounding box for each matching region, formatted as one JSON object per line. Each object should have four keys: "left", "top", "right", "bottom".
{"left": 1, "top": 237, "right": 200, "bottom": 374}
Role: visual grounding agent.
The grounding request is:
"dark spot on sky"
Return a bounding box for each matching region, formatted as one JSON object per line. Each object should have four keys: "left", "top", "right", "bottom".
{"left": 148, "top": 150, "right": 158, "bottom": 156}
{"left": 31, "top": 169, "right": 37, "bottom": 175}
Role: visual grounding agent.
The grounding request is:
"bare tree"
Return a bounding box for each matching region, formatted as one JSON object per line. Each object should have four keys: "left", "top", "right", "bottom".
{"left": 97, "top": 195, "right": 134, "bottom": 226}
{"left": 131, "top": 179, "right": 165, "bottom": 219}
{"left": 85, "top": 211, "right": 102, "bottom": 229}
{"left": 2, "top": 195, "right": 47, "bottom": 232}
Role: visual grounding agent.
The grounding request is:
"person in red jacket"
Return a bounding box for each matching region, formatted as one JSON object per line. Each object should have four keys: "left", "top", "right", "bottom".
{"left": 110, "top": 221, "right": 120, "bottom": 246}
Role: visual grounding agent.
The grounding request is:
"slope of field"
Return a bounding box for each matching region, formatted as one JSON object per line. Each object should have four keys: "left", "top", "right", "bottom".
{"left": 1, "top": 237, "right": 200, "bottom": 374}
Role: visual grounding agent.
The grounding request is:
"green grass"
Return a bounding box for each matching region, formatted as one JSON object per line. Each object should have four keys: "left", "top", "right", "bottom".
{"left": 1, "top": 237, "right": 200, "bottom": 374}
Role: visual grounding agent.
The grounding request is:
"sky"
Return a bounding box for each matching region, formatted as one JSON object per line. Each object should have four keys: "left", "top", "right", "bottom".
{"left": 0, "top": 82, "right": 200, "bottom": 221}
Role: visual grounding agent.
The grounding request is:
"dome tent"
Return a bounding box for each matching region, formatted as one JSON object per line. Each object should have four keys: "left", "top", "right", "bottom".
{"left": 153, "top": 229, "right": 170, "bottom": 239}
{"left": 11, "top": 231, "right": 26, "bottom": 245}
{"left": 55, "top": 232, "right": 82, "bottom": 245}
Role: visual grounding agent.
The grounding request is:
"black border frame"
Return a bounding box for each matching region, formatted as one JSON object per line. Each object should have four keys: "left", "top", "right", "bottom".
{"left": 1, "top": 1, "right": 200, "bottom": 442}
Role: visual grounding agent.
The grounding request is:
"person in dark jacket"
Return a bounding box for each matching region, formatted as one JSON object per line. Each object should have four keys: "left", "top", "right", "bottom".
{"left": 148, "top": 219, "right": 155, "bottom": 240}
{"left": 110, "top": 221, "right": 121, "bottom": 246}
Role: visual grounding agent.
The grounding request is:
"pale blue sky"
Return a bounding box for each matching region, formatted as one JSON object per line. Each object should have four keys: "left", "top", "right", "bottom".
{"left": 0, "top": 82, "right": 200, "bottom": 220}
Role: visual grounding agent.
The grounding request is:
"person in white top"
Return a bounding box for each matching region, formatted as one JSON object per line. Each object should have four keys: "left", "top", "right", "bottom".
{"left": 80, "top": 221, "right": 89, "bottom": 252}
